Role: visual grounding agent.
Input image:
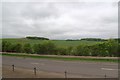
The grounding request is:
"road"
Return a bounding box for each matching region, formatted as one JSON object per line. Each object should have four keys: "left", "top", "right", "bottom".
{"left": 2, "top": 56, "right": 118, "bottom": 78}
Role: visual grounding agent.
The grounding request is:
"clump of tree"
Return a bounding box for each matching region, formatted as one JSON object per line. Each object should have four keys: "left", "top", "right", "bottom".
{"left": 33, "top": 41, "right": 56, "bottom": 55}
{"left": 2, "top": 39, "right": 119, "bottom": 57}
{"left": 75, "top": 45, "right": 91, "bottom": 56}
{"left": 2, "top": 41, "right": 12, "bottom": 52}
{"left": 56, "top": 47, "right": 67, "bottom": 55}
{"left": 81, "top": 38, "right": 107, "bottom": 41}
{"left": 26, "top": 36, "right": 49, "bottom": 40}
{"left": 66, "top": 39, "right": 80, "bottom": 41}
{"left": 23, "top": 43, "right": 32, "bottom": 54}
{"left": 12, "top": 43, "right": 23, "bottom": 53}
{"left": 2, "top": 41, "right": 23, "bottom": 53}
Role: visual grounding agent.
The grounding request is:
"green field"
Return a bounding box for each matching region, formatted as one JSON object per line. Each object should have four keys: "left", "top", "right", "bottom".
{"left": 1, "top": 38, "right": 103, "bottom": 48}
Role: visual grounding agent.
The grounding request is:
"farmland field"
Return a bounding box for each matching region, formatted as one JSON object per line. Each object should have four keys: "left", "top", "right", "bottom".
{"left": 1, "top": 38, "right": 103, "bottom": 47}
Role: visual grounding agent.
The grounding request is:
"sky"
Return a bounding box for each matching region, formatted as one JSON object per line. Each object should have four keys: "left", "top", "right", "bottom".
{"left": 1, "top": 0, "right": 119, "bottom": 39}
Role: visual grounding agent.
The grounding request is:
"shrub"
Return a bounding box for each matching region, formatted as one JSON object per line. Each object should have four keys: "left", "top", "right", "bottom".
{"left": 75, "top": 45, "right": 90, "bottom": 56}
{"left": 23, "top": 43, "right": 32, "bottom": 54}
{"left": 56, "top": 47, "right": 67, "bottom": 55}
{"left": 12, "top": 43, "right": 23, "bottom": 53}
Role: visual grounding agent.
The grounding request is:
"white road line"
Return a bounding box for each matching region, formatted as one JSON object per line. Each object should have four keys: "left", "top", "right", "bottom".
{"left": 31, "top": 63, "right": 45, "bottom": 65}
{"left": 101, "top": 68, "right": 118, "bottom": 71}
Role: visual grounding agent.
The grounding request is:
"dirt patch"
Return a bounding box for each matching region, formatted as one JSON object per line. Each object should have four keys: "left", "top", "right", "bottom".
{"left": 2, "top": 65, "right": 64, "bottom": 78}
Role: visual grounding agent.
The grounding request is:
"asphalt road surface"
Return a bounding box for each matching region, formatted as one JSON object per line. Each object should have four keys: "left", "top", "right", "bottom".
{"left": 2, "top": 56, "right": 118, "bottom": 78}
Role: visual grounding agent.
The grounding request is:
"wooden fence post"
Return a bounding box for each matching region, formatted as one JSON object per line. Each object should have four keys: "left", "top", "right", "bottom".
{"left": 12, "top": 64, "right": 14, "bottom": 72}
{"left": 65, "top": 70, "right": 67, "bottom": 78}
{"left": 34, "top": 67, "right": 36, "bottom": 75}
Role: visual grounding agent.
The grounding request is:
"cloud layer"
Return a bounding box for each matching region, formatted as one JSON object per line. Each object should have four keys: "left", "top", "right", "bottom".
{"left": 2, "top": 1, "right": 118, "bottom": 39}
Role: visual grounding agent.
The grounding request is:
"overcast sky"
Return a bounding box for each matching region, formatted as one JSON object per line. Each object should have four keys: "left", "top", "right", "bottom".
{"left": 1, "top": 0, "right": 118, "bottom": 39}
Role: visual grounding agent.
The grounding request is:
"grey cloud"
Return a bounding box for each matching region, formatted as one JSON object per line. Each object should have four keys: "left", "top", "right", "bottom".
{"left": 2, "top": 1, "right": 118, "bottom": 39}
{"left": 101, "top": 16, "right": 117, "bottom": 24}
{"left": 21, "top": 3, "right": 60, "bottom": 20}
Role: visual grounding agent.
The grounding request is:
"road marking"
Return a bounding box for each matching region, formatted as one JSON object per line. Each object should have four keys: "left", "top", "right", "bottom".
{"left": 31, "top": 63, "right": 45, "bottom": 65}
{"left": 101, "top": 68, "right": 118, "bottom": 71}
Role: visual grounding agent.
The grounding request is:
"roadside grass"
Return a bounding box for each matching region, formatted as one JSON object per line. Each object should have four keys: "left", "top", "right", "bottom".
{"left": 1, "top": 53, "right": 118, "bottom": 63}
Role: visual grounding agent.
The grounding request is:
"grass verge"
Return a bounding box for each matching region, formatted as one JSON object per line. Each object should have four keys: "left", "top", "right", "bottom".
{"left": 1, "top": 53, "right": 118, "bottom": 63}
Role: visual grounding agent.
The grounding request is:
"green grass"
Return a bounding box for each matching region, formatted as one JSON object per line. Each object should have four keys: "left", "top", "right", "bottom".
{"left": 1, "top": 53, "right": 118, "bottom": 63}
{"left": 1, "top": 38, "right": 103, "bottom": 47}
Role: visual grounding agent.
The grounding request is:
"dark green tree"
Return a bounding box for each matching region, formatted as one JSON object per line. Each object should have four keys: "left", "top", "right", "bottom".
{"left": 42, "top": 41, "right": 56, "bottom": 54}
{"left": 67, "top": 46, "right": 74, "bottom": 55}
{"left": 33, "top": 44, "right": 42, "bottom": 54}
{"left": 2, "top": 41, "right": 12, "bottom": 52}
{"left": 23, "top": 43, "right": 32, "bottom": 54}
{"left": 75, "top": 45, "right": 90, "bottom": 56}
{"left": 56, "top": 47, "right": 67, "bottom": 55}
{"left": 104, "top": 39, "right": 118, "bottom": 57}
{"left": 12, "top": 43, "right": 23, "bottom": 53}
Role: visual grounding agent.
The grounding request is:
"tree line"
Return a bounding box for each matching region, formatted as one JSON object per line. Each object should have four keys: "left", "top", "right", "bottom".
{"left": 80, "top": 38, "right": 107, "bottom": 41}
{"left": 2, "top": 39, "right": 119, "bottom": 57}
{"left": 26, "top": 36, "right": 49, "bottom": 40}
{"left": 66, "top": 38, "right": 106, "bottom": 41}
{"left": 66, "top": 38, "right": 120, "bottom": 41}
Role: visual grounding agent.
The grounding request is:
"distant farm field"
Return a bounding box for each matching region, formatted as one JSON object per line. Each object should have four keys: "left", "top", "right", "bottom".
{"left": 1, "top": 38, "right": 103, "bottom": 48}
